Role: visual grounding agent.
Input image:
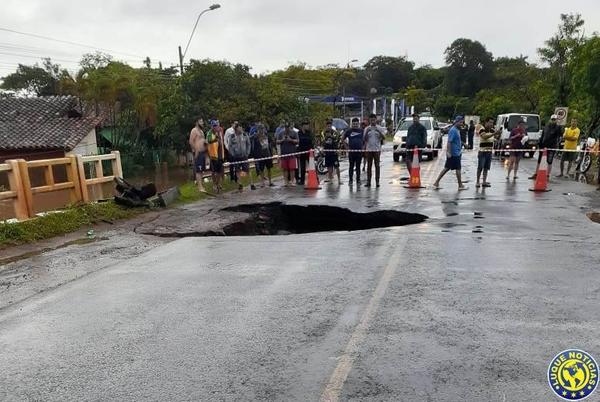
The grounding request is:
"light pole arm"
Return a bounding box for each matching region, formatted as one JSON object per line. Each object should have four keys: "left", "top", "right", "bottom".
{"left": 182, "top": 8, "right": 210, "bottom": 60}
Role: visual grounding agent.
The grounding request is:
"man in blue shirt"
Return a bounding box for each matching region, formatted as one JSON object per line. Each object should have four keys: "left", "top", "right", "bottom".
{"left": 433, "top": 116, "right": 468, "bottom": 190}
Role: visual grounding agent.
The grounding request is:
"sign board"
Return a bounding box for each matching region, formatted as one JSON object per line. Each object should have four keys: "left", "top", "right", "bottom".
{"left": 554, "top": 107, "right": 569, "bottom": 126}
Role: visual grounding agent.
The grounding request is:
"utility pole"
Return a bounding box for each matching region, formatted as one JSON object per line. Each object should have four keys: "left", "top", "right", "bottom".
{"left": 178, "top": 46, "right": 184, "bottom": 75}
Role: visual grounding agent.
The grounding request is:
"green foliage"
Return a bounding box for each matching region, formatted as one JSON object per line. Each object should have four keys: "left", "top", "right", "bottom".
{"left": 402, "top": 87, "right": 433, "bottom": 114}
{"left": 413, "top": 66, "right": 445, "bottom": 90}
{"left": 0, "top": 202, "right": 140, "bottom": 247}
{"left": 364, "top": 56, "right": 414, "bottom": 92}
{"left": 0, "top": 58, "right": 72, "bottom": 96}
{"left": 444, "top": 38, "right": 494, "bottom": 97}
{"left": 571, "top": 36, "right": 600, "bottom": 134}
{"left": 538, "top": 13, "right": 586, "bottom": 105}
{"left": 2, "top": 13, "right": 600, "bottom": 161}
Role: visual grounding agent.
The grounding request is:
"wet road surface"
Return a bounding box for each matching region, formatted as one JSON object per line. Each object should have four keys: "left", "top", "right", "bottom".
{"left": 2, "top": 144, "right": 600, "bottom": 401}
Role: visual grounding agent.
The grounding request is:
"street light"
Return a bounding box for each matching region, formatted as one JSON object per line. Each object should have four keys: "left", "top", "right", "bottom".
{"left": 178, "top": 3, "right": 221, "bottom": 74}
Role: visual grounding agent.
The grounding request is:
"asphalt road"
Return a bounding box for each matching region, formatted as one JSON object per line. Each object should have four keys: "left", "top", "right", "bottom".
{"left": 2, "top": 144, "right": 600, "bottom": 401}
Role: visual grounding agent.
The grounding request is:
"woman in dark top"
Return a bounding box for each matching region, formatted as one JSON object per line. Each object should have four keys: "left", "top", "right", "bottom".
{"left": 507, "top": 120, "right": 526, "bottom": 180}
{"left": 467, "top": 120, "right": 476, "bottom": 150}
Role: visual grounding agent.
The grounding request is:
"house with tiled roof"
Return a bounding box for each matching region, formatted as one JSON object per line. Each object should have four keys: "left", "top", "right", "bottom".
{"left": 0, "top": 96, "right": 101, "bottom": 162}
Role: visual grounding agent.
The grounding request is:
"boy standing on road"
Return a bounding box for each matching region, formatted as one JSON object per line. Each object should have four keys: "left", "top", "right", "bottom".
{"left": 206, "top": 120, "right": 225, "bottom": 194}
{"left": 433, "top": 116, "right": 467, "bottom": 190}
{"left": 277, "top": 123, "right": 300, "bottom": 187}
{"left": 189, "top": 118, "right": 207, "bottom": 192}
{"left": 320, "top": 119, "right": 342, "bottom": 184}
{"left": 344, "top": 117, "right": 365, "bottom": 186}
{"left": 476, "top": 118, "right": 500, "bottom": 188}
{"left": 363, "top": 114, "right": 385, "bottom": 188}
{"left": 558, "top": 119, "right": 580, "bottom": 177}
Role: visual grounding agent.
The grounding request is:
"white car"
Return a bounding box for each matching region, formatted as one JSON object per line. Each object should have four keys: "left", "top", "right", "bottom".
{"left": 392, "top": 117, "right": 442, "bottom": 162}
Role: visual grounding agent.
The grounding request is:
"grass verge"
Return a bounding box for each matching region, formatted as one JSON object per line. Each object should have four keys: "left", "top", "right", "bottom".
{"left": 0, "top": 202, "right": 142, "bottom": 248}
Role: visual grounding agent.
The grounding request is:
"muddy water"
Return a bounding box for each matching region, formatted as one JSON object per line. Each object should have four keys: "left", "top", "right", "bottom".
{"left": 0, "top": 164, "right": 192, "bottom": 220}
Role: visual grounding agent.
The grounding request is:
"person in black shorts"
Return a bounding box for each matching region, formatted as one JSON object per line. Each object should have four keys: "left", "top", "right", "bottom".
{"left": 530, "top": 114, "right": 563, "bottom": 179}
{"left": 320, "top": 119, "right": 342, "bottom": 184}
{"left": 251, "top": 123, "right": 275, "bottom": 188}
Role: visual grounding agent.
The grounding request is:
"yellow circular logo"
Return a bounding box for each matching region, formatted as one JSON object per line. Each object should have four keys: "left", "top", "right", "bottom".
{"left": 549, "top": 349, "right": 598, "bottom": 400}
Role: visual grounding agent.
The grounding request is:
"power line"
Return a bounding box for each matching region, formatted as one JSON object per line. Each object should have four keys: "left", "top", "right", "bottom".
{"left": 0, "top": 26, "right": 145, "bottom": 59}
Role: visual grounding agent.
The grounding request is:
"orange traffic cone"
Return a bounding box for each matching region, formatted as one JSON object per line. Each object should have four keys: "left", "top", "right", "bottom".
{"left": 305, "top": 149, "right": 321, "bottom": 190}
{"left": 404, "top": 147, "right": 425, "bottom": 189}
{"left": 529, "top": 148, "right": 551, "bottom": 192}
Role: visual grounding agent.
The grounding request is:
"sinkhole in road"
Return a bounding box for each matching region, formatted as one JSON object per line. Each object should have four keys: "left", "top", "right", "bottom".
{"left": 215, "top": 202, "right": 428, "bottom": 236}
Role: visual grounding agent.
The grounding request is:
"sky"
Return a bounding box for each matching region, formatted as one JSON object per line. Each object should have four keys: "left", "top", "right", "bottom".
{"left": 1, "top": 0, "right": 599, "bottom": 78}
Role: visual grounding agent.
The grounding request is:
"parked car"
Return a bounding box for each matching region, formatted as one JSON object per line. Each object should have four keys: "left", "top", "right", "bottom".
{"left": 332, "top": 118, "right": 349, "bottom": 133}
{"left": 392, "top": 117, "right": 443, "bottom": 162}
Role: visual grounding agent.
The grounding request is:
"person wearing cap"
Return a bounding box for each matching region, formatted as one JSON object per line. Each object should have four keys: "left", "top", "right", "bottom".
{"left": 530, "top": 115, "right": 564, "bottom": 179}
{"left": 506, "top": 120, "right": 526, "bottom": 181}
{"left": 320, "top": 118, "right": 342, "bottom": 184}
{"left": 344, "top": 117, "right": 365, "bottom": 186}
{"left": 405, "top": 113, "right": 427, "bottom": 173}
{"left": 558, "top": 118, "right": 580, "bottom": 177}
{"left": 433, "top": 116, "right": 467, "bottom": 190}
{"left": 297, "top": 120, "right": 314, "bottom": 186}
{"left": 189, "top": 117, "right": 207, "bottom": 192}
{"left": 206, "top": 120, "right": 225, "bottom": 193}
{"left": 276, "top": 122, "right": 300, "bottom": 187}
{"left": 363, "top": 114, "right": 385, "bottom": 188}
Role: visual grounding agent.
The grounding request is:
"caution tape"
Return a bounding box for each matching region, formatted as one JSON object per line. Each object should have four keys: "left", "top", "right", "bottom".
{"left": 221, "top": 146, "right": 597, "bottom": 167}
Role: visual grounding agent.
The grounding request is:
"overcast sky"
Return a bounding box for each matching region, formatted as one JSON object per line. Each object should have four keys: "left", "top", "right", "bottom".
{"left": 1, "top": 0, "right": 599, "bottom": 78}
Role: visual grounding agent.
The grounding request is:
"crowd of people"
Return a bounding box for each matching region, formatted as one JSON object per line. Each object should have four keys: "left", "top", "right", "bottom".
{"left": 188, "top": 114, "right": 386, "bottom": 193}
{"left": 189, "top": 112, "right": 597, "bottom": 194}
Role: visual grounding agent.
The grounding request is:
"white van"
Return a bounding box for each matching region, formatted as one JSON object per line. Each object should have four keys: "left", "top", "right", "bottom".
{"left": 392, "top": 116, "right": 442, "bottom": 162}
{"left": 495, "top": 113, "right": 541, "bottom": 157}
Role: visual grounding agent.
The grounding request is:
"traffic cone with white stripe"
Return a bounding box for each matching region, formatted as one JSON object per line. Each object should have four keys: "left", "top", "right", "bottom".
{"left": 529, "top": 148, "right": 551, "bottom": 192}
{"left": 404, "top": 147, "right": 425, "bottom": 189}
{"left": 305, "top": 149, "right": 321, "bottom": 190}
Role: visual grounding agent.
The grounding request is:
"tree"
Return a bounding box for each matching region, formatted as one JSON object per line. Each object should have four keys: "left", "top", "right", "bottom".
{"left": 363, "top": 56, "right": 414, "bottom": 92}
{"left": 571, "top": 37, "right": 600, "bottom": 135}
{"left": 538, "top": 13, "right": 586, "bottom": 106}
{"left": 490, "top": 56, "right": 551, "bottom": 113}
{"left": 0, "top": 58, "right": 71, "bottom": 96}
{"left": 413, "top": 65, "right": 445, "bottom": 90}
{"left": 403, "top": 87, "right": 433, "bottom": 113}
{"left": 79, "top": 52, "right": 113, "bottom": 73}
{"left": 444, "top": 38, "right": 494, "bottom": 97}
